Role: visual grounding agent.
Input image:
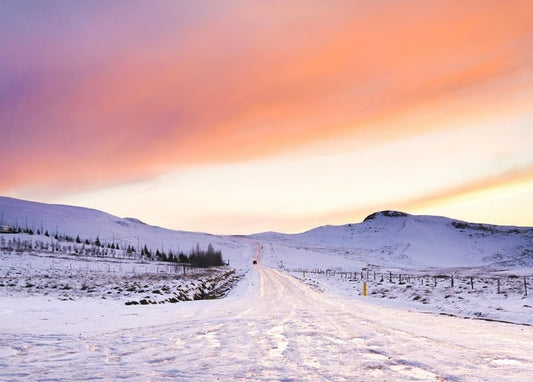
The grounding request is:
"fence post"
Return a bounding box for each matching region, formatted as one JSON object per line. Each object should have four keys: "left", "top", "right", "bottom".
{"left": 497, "top": 278, "right": 500, "bottom": 294}
{"left": 470, "top": 277, "right": 474, "bottom": 289}
{"left": 525, "top": 277, "right": 528, "bottom": 296}
{"left": 451, "top": 275, "right": 454, "bottom": 288}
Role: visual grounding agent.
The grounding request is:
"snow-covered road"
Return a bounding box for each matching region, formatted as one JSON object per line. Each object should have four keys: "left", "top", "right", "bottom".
{"left": 2, "top": 265, "right": 533, "bottom": 381}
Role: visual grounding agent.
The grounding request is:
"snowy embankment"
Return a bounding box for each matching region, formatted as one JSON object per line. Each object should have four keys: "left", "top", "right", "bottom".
{"left": 292, "top": 269, "right": 533, "bottom": 326}
{"left": 0, "top": 250, "right": 241, "bottom": 305}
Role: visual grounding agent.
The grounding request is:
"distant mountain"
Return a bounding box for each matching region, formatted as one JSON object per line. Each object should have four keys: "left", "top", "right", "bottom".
{"left": 253, "top": 210, "right": 533, "bottom": 269}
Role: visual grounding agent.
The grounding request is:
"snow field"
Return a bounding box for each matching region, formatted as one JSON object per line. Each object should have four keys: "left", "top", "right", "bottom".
{"left": 1, "top": 259, "right": 533, "bottom": 380}
{"left": 5, "top": 266, "right": 532, "bottom": 381}
{"left": 0, "top": 251, "right": 242, "bottom": 305}
{"left": 292, "top": 268, "right": 533, "bottom": 326}
{"left": 254, "top": 226, "right": 533, "bottom": 325}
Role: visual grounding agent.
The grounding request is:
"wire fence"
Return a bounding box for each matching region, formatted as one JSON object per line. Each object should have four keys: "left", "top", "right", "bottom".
{"left": 287, "top": 268, "right": 530, "bottom": 297}
{"left": 0, "top": 253, "right": 208, "bottom": 278}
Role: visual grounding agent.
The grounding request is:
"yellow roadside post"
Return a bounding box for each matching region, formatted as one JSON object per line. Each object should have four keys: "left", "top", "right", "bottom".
{"left": 363, "top": 282, "right": 367, "bottom": 296}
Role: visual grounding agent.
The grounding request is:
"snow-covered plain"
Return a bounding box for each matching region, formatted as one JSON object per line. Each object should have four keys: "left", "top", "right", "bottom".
{"left": 2, "top": 265, "right": 532, "bottom": 381}
{"left": 1, "top": 197, "right": 533, "bottom": 380}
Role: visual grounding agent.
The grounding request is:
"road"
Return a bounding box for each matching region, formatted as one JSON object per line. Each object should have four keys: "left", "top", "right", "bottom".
{"left": 2, "top": 264, "right": 533, "bottom": 381}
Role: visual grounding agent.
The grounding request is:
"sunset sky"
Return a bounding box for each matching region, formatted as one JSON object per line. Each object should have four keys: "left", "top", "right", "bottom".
{"left": 1, "top": 1, "right": 532, "bottom": 234}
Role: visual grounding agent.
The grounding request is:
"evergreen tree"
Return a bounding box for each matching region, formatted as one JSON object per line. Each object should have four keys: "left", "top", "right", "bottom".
{"left": 142, "top": 244, "right": 151, "bottom": 259}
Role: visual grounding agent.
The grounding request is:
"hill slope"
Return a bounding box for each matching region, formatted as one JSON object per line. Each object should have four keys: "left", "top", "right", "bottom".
{"left": 0, "top": 196, "right": 251, "bottom": 267}
{"left": 254, "top": 210, "right": 533, "bottom": 269}
{"left": 2, "top": 197, "right": 532, "bottom": 269}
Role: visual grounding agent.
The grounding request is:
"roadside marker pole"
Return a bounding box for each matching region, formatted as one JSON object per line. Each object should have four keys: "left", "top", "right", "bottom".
{"left": 363, "top": 282, "right": 367, "bottom": 297}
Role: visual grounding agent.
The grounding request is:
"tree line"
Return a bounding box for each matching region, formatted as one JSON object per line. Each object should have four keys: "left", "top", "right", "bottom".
{"left": 141, "top": 243, "right": 224, "bottom": 267}
{"left": 0, "top": 225, "right": 225, "bottom": 267}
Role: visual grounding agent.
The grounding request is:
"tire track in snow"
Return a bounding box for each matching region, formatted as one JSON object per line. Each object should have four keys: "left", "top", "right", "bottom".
{"left": 1, "top": 264, "right": 533, "bottom": 380}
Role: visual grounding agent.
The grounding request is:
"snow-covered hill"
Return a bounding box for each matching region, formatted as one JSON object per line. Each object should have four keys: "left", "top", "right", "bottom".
{"left": 0, "top": 196, "right": 252, "bottom": 267}
{"left": 253, "top": 210, "right": 533, "bottom": 269}
{"left": 1, "top": 196, "right": 532, "bottom": 270}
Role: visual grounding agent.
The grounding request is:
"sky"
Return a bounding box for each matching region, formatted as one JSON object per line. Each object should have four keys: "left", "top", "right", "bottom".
{"left": 1, "top": 0, "right": 532, "bottom": 234}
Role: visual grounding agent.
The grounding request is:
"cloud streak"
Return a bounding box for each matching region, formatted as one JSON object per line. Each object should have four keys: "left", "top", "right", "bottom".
{"left": 1, "top": 0, "right": 532, "bottom": 231}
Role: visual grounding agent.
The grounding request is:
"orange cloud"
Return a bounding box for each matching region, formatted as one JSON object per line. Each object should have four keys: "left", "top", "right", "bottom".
{"left": 1, "top": 0, "right": 532, "bottom": 196}
{"left": 402, "top": 166, "right": 533, "bottom": 212}
{"left": 259, "top": 165, "right": 533, "bottom": 234}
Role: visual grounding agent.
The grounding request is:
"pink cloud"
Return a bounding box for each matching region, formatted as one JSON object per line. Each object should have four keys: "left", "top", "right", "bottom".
{"left": 1, "top": 0, "right": 532, "bottom": 194}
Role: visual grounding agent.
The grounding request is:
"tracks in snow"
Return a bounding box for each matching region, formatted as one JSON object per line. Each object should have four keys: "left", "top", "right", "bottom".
{"left": 2, "top": 265, "right": 533, "bottom": 381}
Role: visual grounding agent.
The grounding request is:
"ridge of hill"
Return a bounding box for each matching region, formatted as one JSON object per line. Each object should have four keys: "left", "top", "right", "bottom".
{"left": 253, "top": 210, "right": 533, "bottom": 269}
{"left": 2, "top": 197, "right": 532, "bottom": 269}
